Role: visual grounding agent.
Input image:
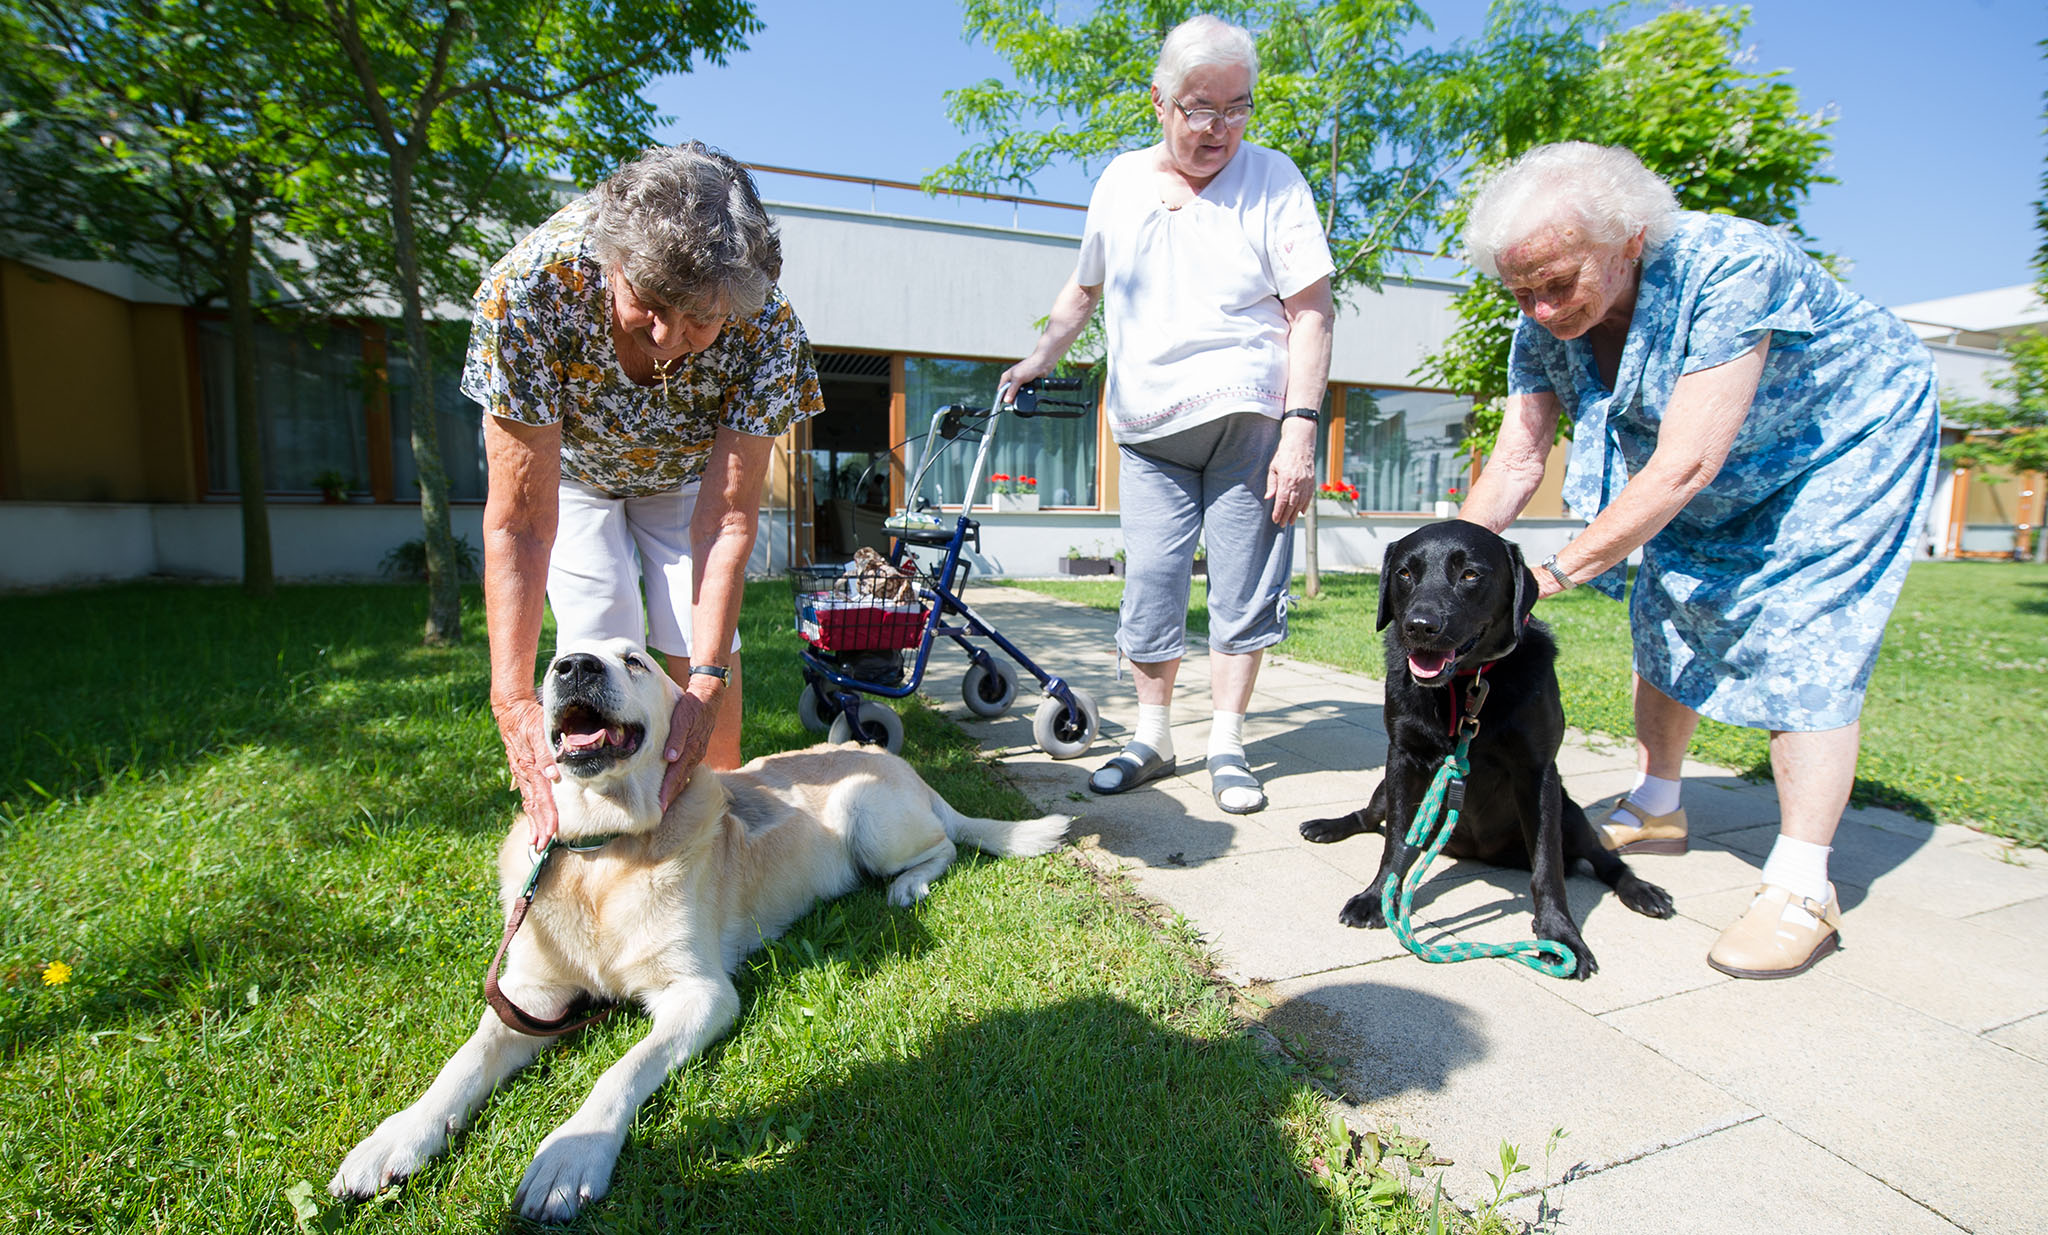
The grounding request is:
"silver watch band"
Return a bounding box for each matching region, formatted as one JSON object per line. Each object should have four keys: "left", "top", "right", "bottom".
{"left": 1540, "top": 554, "right": 1577, "bottom": 591}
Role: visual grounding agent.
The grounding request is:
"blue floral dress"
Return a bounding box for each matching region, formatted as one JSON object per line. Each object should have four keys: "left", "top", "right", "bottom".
{"left": 1509, "top": 211, "right": 1940, "bottom": 731}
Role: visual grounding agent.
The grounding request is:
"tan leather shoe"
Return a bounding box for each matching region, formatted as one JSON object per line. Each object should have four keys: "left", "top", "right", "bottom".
{"left": 1597, "top": 798, "right": 1688, "bottom": 855}
{"left": 1708, "top": 884, "right": 1842, "bottom": 980}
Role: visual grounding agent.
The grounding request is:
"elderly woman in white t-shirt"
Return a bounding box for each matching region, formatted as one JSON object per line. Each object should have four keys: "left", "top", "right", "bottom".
{"left": 1000, "top": 15, "right": 1335, "bottom": 815}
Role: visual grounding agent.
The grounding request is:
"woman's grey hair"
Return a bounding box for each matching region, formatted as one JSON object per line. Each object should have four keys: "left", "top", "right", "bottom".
{"left": 1463, "top": 142, "right": 1680, "bottom": 278}
{"left": 1152, "top": 14, "right": 1259, "bottom": 100}
{"left": 588, "top": 142, "right": 781, "bottom": 318}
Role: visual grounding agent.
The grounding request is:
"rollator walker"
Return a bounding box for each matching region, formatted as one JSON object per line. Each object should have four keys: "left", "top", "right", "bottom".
{"left": 790, "top": 379, "right": 1103, "bottom": 758}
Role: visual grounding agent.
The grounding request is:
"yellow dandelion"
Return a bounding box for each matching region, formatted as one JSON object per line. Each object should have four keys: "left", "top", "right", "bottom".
{"left": 42, "top": 961, "right": 71, "bottom": 986}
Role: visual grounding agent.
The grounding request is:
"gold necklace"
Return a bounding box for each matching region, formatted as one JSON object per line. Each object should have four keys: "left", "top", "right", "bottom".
{"left": 650, "top": 354, "right": 679, "bottom": 399}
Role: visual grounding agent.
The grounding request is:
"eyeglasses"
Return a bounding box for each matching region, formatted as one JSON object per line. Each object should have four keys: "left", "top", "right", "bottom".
{"left": 1169, "top": 96, "right": 1254, "bottom": 131}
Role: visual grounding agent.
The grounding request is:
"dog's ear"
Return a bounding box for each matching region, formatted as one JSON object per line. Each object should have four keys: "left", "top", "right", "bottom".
{"left": 1505, "top": 540, "right": 1538, "bottom": 624}
{"left": 1376, "top": 537, "right": 1399, "bottom": 631}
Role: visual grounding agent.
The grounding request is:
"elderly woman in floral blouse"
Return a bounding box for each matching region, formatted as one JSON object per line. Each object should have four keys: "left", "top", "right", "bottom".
{"left": 463, "top": 143, "right": 823, "bottom": 846}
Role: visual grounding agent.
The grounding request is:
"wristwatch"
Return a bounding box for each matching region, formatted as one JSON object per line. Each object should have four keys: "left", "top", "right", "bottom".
{"left": 1281, "top": 407, "right": 1321, "bottom": 424}
{"left": 689, "top": 665, "right": 731, "bottom": 684}
{"left": 1539, "top": 554, "right": 1577, "bottom": 591}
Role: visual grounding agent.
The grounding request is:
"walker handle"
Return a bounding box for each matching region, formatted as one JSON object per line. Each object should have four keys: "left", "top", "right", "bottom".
{"left": 1010, "top": 377, "right": 1089, "bottom": 419}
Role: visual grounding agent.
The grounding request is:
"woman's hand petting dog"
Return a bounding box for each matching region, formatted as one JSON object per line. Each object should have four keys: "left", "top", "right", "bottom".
{"left": 493, "top": 694, "right": 561, "bottom": 847}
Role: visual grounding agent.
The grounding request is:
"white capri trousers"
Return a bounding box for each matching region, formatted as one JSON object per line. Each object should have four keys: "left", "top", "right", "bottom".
{"left": 547, "top": 476, "right": 742, "bottom": 659}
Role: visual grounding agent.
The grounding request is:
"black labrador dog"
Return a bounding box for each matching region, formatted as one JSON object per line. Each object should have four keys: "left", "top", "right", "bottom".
{"left": 1300, "top": 521, "right": 1673, "bottom": 978}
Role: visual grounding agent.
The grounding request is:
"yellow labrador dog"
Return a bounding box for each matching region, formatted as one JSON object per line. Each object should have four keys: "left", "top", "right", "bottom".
{"left": 330, "top": 638, "right": 1069, "bottom": 1221}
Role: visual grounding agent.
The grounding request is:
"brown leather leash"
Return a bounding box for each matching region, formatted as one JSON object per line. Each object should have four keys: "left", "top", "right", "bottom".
{"left": 484, "top": 838, "right": 619, "bottom": 1037}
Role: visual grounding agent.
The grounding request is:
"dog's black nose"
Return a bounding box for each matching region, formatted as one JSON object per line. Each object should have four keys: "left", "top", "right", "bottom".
{"left": 1404, "top": 613, "right": 1443, "bottom": 639}
{"left": 553, "top": 652, "right": 604, "bottom": 684}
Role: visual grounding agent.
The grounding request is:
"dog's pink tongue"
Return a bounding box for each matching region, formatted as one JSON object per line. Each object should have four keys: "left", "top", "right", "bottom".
{"left": 1408, "top": 650, "right": 1452, "bottom": 678}
{"left": 562, "top": 728, "right": 608, "bottom": 752}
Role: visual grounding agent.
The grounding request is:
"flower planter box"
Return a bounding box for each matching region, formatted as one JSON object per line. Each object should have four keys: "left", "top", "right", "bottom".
{"left": 1433, "top": 500, "right": 1461, "bottom": 519}
{"left": 992, "top": 492, "right": 1041, "bottom": 513}
{"left": 1059, "top": 557, "right": 1115, "bottom": 576}
{"left": 1314, "top": 499, "right": 1356, "bottom": 518}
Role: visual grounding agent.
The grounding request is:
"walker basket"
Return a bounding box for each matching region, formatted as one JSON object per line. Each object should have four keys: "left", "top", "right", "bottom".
{"left": 791, "top": 562, "right": 930, "bottom": 653}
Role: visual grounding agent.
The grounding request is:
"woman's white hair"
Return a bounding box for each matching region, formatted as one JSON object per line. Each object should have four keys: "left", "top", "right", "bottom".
{"left": 1463, "top": 142, "right": 1680, "bottom": 278}
{"left": 1152, "top": 14, "right": 1258, "bottom": 99}
{"left": 588, "top": 141, "right": 781, "bottom": 318}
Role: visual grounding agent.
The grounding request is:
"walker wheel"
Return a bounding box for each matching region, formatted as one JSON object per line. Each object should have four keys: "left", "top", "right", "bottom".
{"left": 828, "top": 700, "right": 905, "bottom": 753}
{"left": 961, "top": 658, "right": 1020, "bottom": 718}
{"left": 796, "top": 683, "right": 833, "bottom": 734}
{"left": 1033, "top": 688, "right": 1099, "bottom": 760}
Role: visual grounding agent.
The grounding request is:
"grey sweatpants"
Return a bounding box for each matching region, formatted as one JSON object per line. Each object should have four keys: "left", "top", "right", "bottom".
{"left": 1116, "top": 412, "right": 1293, "bottom": 662}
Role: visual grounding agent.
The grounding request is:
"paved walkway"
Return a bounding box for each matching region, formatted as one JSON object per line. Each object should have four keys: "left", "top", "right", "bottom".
{"left": 928, "top": 586, "right": 2048, "bottom": 1235}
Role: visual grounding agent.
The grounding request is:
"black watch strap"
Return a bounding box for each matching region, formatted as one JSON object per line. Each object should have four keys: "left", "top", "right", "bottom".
{"left": 1281, "top": 407, "right": 1321, "bottom": 423}
{"left": 689, "top": 665, "right": 731, "bottom": 683}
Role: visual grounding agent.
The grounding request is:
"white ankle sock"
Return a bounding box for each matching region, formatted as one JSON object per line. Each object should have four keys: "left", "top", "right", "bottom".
{"left": 1760, "top": 835, "right": 1832, "bottom": 903}
{"left": 1207, "top": 710, "right": 1245, "bottom": 759}
{"left": 1613, "top": 773, "right": 1682, "bottom": 827}
{"left": 1135, "top": 703, "right": 1174, "bottom": 759}
{"left": 1208, "top": 712, "right": 1262, "bottom": 811}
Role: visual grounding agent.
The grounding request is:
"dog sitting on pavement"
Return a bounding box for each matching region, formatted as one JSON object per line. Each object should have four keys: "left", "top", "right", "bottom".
{"left": 1299, "top": 521, "right": 1673, "bottom": 978}
{"left": 329, "top": 638, "right": 1069, "bottom": 1221}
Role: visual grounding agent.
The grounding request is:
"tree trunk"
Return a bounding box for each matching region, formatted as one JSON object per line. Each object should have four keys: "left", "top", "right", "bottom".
{"left": 227, "top": 215, "right": 274, "bottom": 596}
{"left": 390, "top": 166, "right": 462, "bottom": 645}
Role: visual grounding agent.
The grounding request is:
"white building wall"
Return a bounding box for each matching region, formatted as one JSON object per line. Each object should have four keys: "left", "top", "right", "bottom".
{"left": 770, "top": 201, "right": 1466, "bottom": 387}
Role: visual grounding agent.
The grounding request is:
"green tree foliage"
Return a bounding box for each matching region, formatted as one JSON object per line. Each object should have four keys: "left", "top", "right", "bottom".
{"left": 268, "top": 0, "right": 762, "bottom": 645}
{"left": 930, "top": 0, "right": 1475, "bottom": 294}
{"left": 0, "top": 0, "right": 334, "bottom": 595}
{"left": 1416, "top": 4, "right": 1837, "bottom": 456}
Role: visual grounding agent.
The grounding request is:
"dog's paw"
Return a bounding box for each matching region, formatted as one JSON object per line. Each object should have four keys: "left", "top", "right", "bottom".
{"left": 515, "top": 1127, "right": 623, "bottom": 1222}
{"left": 887, "top": 874, "right": 933, "bottom": 906}
{"left": 328, "top": 1110, "right": 448, "bottom": 1200}
{"left": 1535, "top": 920, "right": 1597, "bottom": 979}
{"left": 1337, "top": 890, "right": 1387, "bottom": 930}
{"left": 1299, "top": 813, "right": 1368, "bottom": 844}
{"left": 1616, "top": 874, "right": 1676, "bottom": 919}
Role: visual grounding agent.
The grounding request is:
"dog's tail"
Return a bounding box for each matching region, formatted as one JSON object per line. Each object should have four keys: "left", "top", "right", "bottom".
{"left": 935, "top": 797, "right": 1070, "bottom": 857}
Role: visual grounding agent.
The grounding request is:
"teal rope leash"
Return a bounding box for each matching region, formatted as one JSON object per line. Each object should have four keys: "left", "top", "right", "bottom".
{"left": 1379, "top": 733, "right": 1580, "bottom": 980}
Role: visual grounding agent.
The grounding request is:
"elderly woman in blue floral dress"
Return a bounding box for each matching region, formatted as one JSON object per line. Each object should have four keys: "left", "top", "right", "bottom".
{"left": 463, "top": 144, "right": 823, "bottom": 847}
{"left": 1457, "top": 142, "right": 1939, "bottom": 980}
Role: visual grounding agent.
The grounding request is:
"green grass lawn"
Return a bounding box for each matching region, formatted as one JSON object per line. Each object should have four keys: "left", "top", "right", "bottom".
{"left": 1002, "top": 561, "right": 2048, "bottom": 848}
{"left": 0, "top": 582, "right": 1464, "bottom": 1234}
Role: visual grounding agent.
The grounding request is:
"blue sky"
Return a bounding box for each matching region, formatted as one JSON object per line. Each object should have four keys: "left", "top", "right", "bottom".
{"left": 646, "top": 0, "right": 2044, "bottom": 309}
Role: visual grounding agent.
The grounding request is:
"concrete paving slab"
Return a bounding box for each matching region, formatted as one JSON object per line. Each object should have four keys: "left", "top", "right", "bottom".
{"left": 1554, "top": 740, "right": 1637, "bottom": 779}
{"left": 1494, "top": 875, "right": 1731, "bottom": 1016}
{"left": 1121, "top": 848, "right": 1417, "bottom": 982}
{"left": 1987, "top": 1012, "right": 2048, "bottom": 1065}
{"left": 1967, "top": 893, "right": 2048, "bottom": 941}
{"left": 952, "top": 587, "right": 2048, "bottom": 1229}
{"left": 1501, "top": 1115, "right": 1965, "bottom": 1235}
{"left": 1590, "top": 839, "right": 1762, "bottom": 902}
{"left": 1603, "top": 974, "right": 2048, "bottom": 1234}
{"left": 1259, "top": 962, "right": 1755, "bottom": 1204}
{"left": 1676, "top": 885, "right": 2048, "bottom": 1035}
{"left": 1061, "top": 774, "right": 1286, "bottom": 870}
{"left": 1715, "top": 819, "right": 2048, "bottom": 916}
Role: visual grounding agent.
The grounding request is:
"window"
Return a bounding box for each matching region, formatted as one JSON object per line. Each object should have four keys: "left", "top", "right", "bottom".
{"left": 199, "top": 318, "right": 369, "bottom": 494}
{"left": 1341, "top": 387, "right": 1472, "bottom": 512}
{"left": 901, "top": 357, "right": 1098, "bottom": 508}
{"left": 388, "top": 340, "right": 487, "bottom": 502}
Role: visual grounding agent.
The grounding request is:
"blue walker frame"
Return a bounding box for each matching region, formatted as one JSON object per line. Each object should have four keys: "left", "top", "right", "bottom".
{"left": 795, "top": 381, "right": 1102, "bottom": 758}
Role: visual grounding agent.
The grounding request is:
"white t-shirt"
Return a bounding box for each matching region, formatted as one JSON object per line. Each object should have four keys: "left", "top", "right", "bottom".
{"left": 1075, "top": 141, "right": 1334, "bottom": 444}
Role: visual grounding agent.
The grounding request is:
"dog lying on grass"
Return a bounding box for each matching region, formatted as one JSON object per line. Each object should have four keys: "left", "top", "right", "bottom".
{"left": 1299, "top": 521, "right": 1673, "bottom": 978}
{"left": 329, "top": 638, "right": 1069, "bottom": 1221}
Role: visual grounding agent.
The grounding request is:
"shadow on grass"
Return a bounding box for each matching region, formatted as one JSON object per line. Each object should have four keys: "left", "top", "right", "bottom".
{"left": 483, "top": 993, "right": 1332, "bottom": 1233}
{"left": 0, "top": 582, "right": 505, "bottom": 824}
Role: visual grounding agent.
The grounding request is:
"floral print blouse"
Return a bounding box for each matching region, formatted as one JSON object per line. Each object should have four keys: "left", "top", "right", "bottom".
{"left": 460, "top": 196, "right": 823, "bottom": 497}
